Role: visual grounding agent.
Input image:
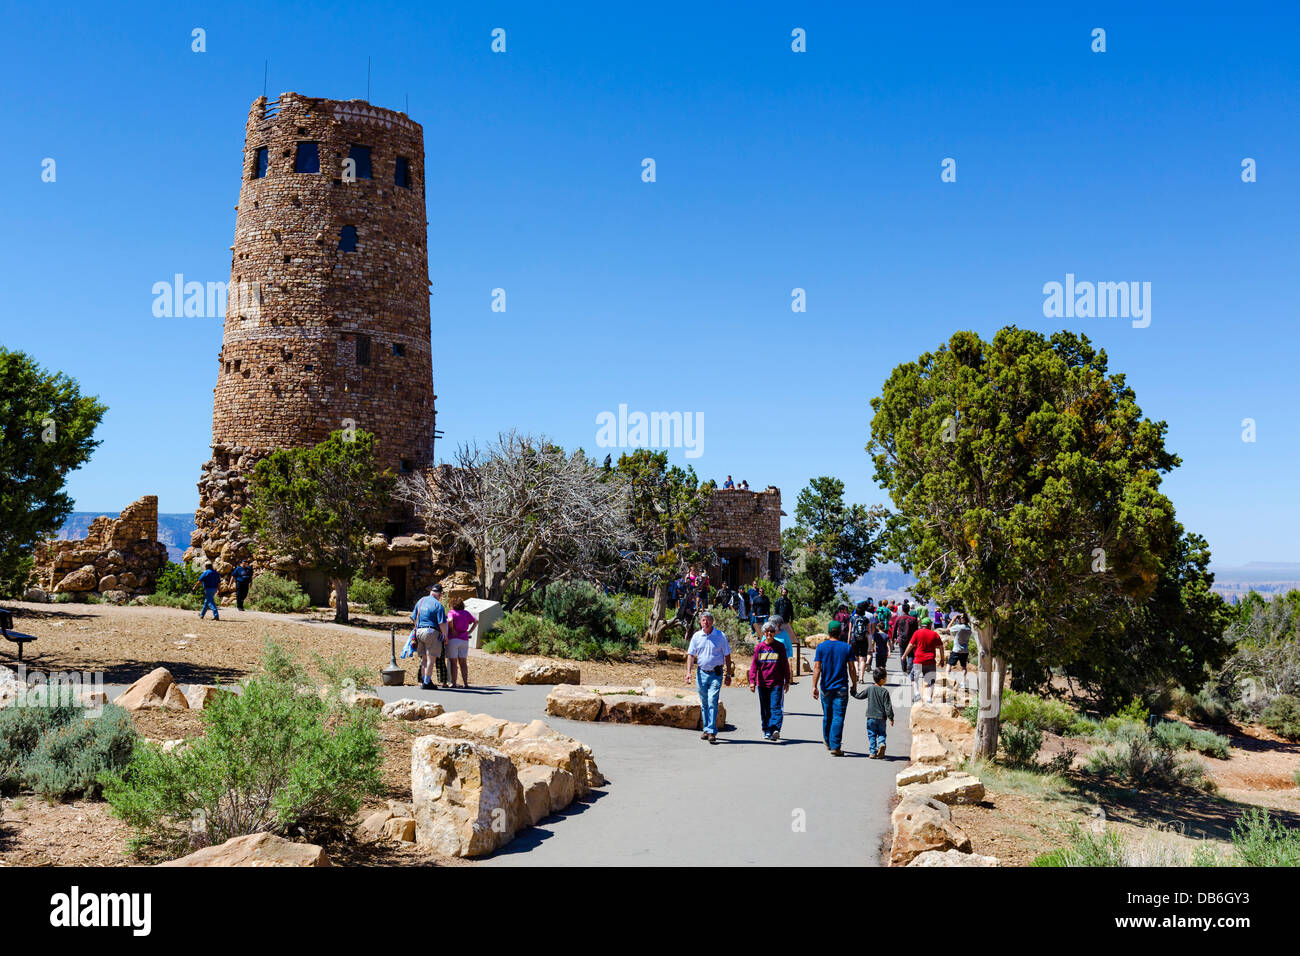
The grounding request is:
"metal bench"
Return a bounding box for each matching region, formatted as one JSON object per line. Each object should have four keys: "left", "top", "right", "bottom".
{"left": 0, "top": 608, "right": 37, "bottom": 661}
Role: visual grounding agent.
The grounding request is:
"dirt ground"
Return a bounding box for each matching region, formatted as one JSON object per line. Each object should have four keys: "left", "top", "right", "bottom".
{"left": 0, "top": 600, "right": 691, "bottom": 689}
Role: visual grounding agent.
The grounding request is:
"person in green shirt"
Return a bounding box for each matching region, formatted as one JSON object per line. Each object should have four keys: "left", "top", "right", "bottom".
{"left": 850, "top": 666, "right": 895, "bottom": 758}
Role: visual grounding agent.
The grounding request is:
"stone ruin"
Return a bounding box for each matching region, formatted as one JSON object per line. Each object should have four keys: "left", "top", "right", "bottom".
{"left": 29, "top": 495, "right": 169, "bottom": 603}
{"left": 694, "top": 486, "right": 784, "bottom": 585}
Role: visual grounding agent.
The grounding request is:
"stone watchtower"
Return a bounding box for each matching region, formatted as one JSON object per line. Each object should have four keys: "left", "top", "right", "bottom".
{"left": 185, "top": 92, "right": 436, "bottom": 594}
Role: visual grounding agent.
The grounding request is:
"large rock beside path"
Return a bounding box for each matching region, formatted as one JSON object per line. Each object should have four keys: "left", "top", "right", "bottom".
{"left": 381, "top": 698, "right": 444, "bottom": 721}
{"left": 114, "top": 668, "right": 189, "bottom": 712}
{"left": 159, "top": 833, "right": 330, "bottom": 867}
{"left": 411, "top": 735, "right": 529, "bottom": 858}
{"left": 514, "top": 658, "right": 581, "bottom": 685}
{"left": 908, "top": 849, "right": 1000, "bottom": 867}
{"left": 903, "top": 771, "right": 986, "bottom": 806}
{"left": 545, "top": 684, "right": 605, "bottom": 722}
{"left": 890, "top": 795, "right": 972, "bottom": 866}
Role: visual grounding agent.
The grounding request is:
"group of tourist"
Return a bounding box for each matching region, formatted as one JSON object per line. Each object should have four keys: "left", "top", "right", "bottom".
{"left": 196, "top": 559, "right": 256, "bottom": 620}
{"left": 684, "top": 597, "right": 976, "bottom": 755}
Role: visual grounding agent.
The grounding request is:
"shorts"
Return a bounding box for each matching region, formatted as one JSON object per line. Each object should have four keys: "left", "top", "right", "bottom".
{"left": 851, "top": 638, "right": 870, "bottom": 657}
{"left": 415, "top": 628, "right": 443, "bottom": 657}
{"left": 949, "top": 651, "right": 969, "bottom": 667}
{"left": 918, "top": 661, "right": 937, "bottom": 684}
{"left": 445, "top": 637, "right": 469, "bottom": 660}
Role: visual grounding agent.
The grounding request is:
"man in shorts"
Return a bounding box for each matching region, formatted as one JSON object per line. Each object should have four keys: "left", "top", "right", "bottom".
{"left": 410, "top": 583, "right": 450, "bottom": 689}
{"left": 904, "top": 619, "right": 946, "bottom": 704}
{"left": 946, "top": 613, "right": 973, "bottom": 704}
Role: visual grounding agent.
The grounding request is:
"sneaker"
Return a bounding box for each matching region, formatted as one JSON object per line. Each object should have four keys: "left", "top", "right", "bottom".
{"left": 708, "top": 734, "right": 718, "bottom": 745}
{"left": 763, "top": 732, "right": 772, "bottom": 741}
{"left": 421, "top": 681, "right": 434, "bottom": 691}
{"left": 831, "top": 749, "right": 844, "bottom": 757}
{"left": 771, "top": 730, "right": 780, "bottom": 742}
{"left": 876, "top": 745, "right": 886, "bottom": 758}
{"left": 700, "top": 732, "right": 710, "bottom": 740}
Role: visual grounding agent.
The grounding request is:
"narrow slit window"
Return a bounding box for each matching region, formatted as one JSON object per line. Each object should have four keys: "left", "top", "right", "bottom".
{"left": 394, "top": 156, "right": 410, "bottom": 188}
{"left": 392, "top": 343, "right": 406, "bottom": 357}
{"left": 253, "top": 147, "right": 269, "bottom": 179}
{"left": 356, "top": 333, "right": 371, "bottom": 366}
{"left": 338, "top": 225, "right": 358, "bottom": 252}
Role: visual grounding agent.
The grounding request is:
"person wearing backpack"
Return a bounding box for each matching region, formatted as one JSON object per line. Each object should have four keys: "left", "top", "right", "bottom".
{"left": 849, "top": 601, "right": 873, "bottom": 672}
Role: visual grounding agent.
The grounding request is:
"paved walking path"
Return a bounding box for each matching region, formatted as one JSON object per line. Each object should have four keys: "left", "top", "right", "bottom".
{"left": 105, "top": 650, "right": 915, "bottom": 867}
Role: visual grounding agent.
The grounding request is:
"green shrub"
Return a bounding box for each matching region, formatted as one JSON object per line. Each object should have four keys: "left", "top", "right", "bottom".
{"left": 1032, "top": 825, "right": 1127, "bottom": 867}
{"left": 154, "top": 561, "right": 199, "bottom": 596}
{"left": 348, "top": 574, "right": 393, "bottom": 615}
{"left": 1231, "top": 808, "right": 1300, "bottom": 866}
{"left": 484, "top": 611, "right": 636, "bottom": 661}
{"left": 616, "top": 594, "right": 653, "bottom": 638}
{"left": 103, "top": 641, "right": 382, "bottom": 855}
{"left": 1044, "top": 748, "right": 1079, "bottom": 777}
{"left": 707, "top": 605, "right": 751, "bottom": 651}
{"left": 248, "top": 573, "right": 311, "bottom": 613}
{"left": 1084, "top": 733, "right": 1213, "bottom": 791}
{"left": 1260, "top": 695, "right": 1300, "bottom": 740}
{"left": 1169, "top": 685, "right": 1232, "bottom": 726}
{"left": 1150, "top": 720, "right": 1231, "bottom": 759}
{"left": 1000, "top": 721, "right": 1044, "bottom": 769}
{"left": 542, "top": 580, "right": 630, "bottom": 639}
{"left": 998, "top": 691, "right": 1079, "bottom": 736}
{"left": 0, "top": 703, "right": 137, "bottom": 800}
{"left": 793, "top": 615, "right": 823, "bottom": 638}
{"left": 1116, "top": 697, "right": 1151, "bottom": 725}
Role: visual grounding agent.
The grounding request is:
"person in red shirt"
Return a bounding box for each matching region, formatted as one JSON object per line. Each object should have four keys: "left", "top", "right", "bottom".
{"left": 904, "top": 624, "right": 947, "bottom": 704}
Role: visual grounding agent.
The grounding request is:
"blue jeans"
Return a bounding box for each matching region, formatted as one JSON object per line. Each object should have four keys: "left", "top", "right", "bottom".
{"left": 201, "top": 588, "right": 220, "bottom": 619}
{"left": 821, "top": 687, "right": 848, "bottom": 750}
{"left": 696, "top": 669, "right": 723, "bottom": 735}
{"left": 758, "top": 684, "right": 784, "bottom": 735}
{"left": 867, "top": 716, "right": 887, "bottom": 755}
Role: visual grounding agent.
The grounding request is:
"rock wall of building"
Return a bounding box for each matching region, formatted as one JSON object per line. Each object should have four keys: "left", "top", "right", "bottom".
{"left": 695, "top": 487, "right": 783, "bottom": 584}
{"left": 31, "top": 496, "right": 169, "bottom": 602}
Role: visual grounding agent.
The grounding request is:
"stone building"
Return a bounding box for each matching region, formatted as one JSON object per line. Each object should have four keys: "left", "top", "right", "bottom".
{"left": 184, "top": 93, "right": 440, "bottom": 606}
{"left": 31, "top": 496, "right": 169, "bottom": 602}
{"left": 693, "top": 487, "right": 783, "bottom": 587}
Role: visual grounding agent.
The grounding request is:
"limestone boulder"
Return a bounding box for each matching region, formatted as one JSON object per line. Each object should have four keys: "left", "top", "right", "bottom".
{"left": 909, "top": 731, "right": 949, "bottom": 765}
{"left": 545, "top": 685, "right": 605, "bottom": 722}
{"left": 357, "top": 808, "right": 397, "bottom": 842}
{"left": 182, "top": 684, "right": 234, "bottom": 710}
{"left": 382, "top": 698, "right": 445, "bottom": 721}
{"left": 426, "top": 709, "right": 473, "bottom": 730}
{"left": 604, "top": 694, "right": 668, "bottom": 725}
{"left": 411, "top": 735, "right": 528, "bottom": 858}
{"left": 22, "top": 587, "right": 48, "bottom": 603}
{"left": 339, "top": 686, "right": 383, "bottom": 710}
{"left": 516, "top": 763, "right": 578, "bottom": 825}
{"left": 159, "top": 833, "right": 330, "bottom": 867}
{"left": 383, "top": 817, "right": 417, "bottom": 842}
{"left": 908, "top": 849, "right": 1001, "bottom": 867}
{"left": 54, "top": 566, "right": 98, "bottom": 593}
{"left": 100, "top": 590, "right": 129, "bottom": 605}
{"left": 514, "top": 658, "right": 581, "bottom": 685}
{"left": 461, "top": 713, "right": 513, "bottom": 739}
{"left": 910, "top": 701, "right": 976, "bottom": 739}
{"left": 114, "top": 668, "right": 189, "bottom": 712}
{"left": 890, "top": 795, "right": 972, "bottom": 866}
{"left": 904, "top": 771, "right": 986, "bottom": 806}
{"left": 897, "top": 764, "right": 949, "bottom": 789}
{"left": 498, "top": 735, "right": 593, "bottom": 798}
{"left": 97, "top": 574, "right": 118, "bottom": 591}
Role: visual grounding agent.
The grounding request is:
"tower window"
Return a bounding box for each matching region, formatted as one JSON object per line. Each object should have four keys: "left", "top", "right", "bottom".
{"left": 253, "top": 147, "right": 269, "bottom": 179}
{"left": 399, "top": 459, "right": 413, "bottom": 474}
{"left": 338, "top": 225, "right": 358, "bottom": 252}
{"left": 356, "top": 333, "right": 371, "bottom": 366}
{"left": 348, "top": 145, "right": 372, "bottom": 180}
{"left": 392, "top": 343, "right": 406, "bottom": 357}
{"left": 295, "top": 142, "right": 320, "bottom": 173}
{"left": 394, "top": 156, "right": 410, "bottom": 188}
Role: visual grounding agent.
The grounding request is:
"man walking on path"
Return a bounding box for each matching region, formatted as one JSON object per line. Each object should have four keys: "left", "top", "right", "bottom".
{"left": 904, "top": 619, "right": 946, "bottom": 704}
{"left": 411, "top": 583, "right": 450, "bottom": 690}
{"left": 946, "top": 614, "right": 973, "bottom": 703}
{"left": 232, "top": 560, "right": 253, "bottom": 611}
{"left": 812, "top": 620, "right": 857, "bottom": 756}
{"left": 198, "top": 562, "right": 221, "bottom": 620}
{"left": 749, "top": 584, "right": 770, "bottom": 636}
{"left": 748, "top": 621, "right": 791, "bottom": 741}
{"left": 686, "top": 610, "right": 732, "bottom": 744}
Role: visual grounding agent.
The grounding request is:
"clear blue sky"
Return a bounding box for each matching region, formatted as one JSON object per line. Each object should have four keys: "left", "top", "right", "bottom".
{"left": 2, "top": 2, "right": 1297, "bottom": 567}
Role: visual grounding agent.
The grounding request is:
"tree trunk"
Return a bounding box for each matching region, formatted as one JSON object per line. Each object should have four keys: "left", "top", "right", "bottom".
{"left": 333, "top": 578, "right": 349, "bottom": 624}
{"left": 646, "top": 581, "right": 669, "bottom": 643}
{"left": 971, "top": 622, "right": 1003, "bottom": 760}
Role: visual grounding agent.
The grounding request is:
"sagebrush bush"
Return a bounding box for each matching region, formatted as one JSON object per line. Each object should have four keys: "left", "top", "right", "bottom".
{"left": 348, "top": 574, "right": 393, "bottom": 615}
{"left": 1169, "top": 685, "right": 1231, "bottom": 726}
{"left": 999, "top": 721, "right": 1044, "bottom": 769}
{"left": 1260, "top": 694, "right": 1300, "bottom": 740}
{"left": 0, "top": 703, "right": 137, "bottom": 800}
{"left": 1231, "top": 807, "right": 1300, "bottom": 866}
{"left": 141, "top": 592, "right": 201, "bottom": 611}
{"left": 484, "top": 611, "right": 636, "bottom": 661}
{"left": 1084, "top": 733, "right": 1213, "bottom": 791}
{"left": 541, "top": 580, "right": 626, "bottom": 639}
{"left": 1151, "top": 720, "right": 1230, "bottom": 759}
{"left": 103, "top": 641, "right": 382, "bottom": 855}
{"left": 1032, "top": 825, "right": 1127, "bottom": 867}
{"left": 998, "top": 692, "right": 1079, "bottom": 736}
{"left": 793, "top": 615, "right": 823, "bottom": 638}
{"left": 248, "top": 573, "right": 311, "bottom": 613}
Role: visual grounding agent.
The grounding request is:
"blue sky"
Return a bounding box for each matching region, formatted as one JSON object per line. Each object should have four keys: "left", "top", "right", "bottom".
{"left": 2, "top": 2, "right": 1297, "bottom": 566}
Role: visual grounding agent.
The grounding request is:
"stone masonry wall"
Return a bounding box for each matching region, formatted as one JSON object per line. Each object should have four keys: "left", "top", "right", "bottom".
{"left": 31, "top": 496, "right": 169, "bottom": 602}
{"left": 694, "top": 487, "right": 783, "bottom": 582}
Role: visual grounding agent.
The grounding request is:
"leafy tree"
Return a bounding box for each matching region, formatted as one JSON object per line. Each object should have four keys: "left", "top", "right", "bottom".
{"left": 616, "top": 450, "right": 714, "bottom": 641}
{"left": 868, "top": 328, "right": 1179, "bottom": 757}
{"left": 784, "top": 476, "right": 887, "bottom": 611}
{"left": 0, "top": 348, "right": 105, "bottom": 596}
{"left": 242, "top": 430, "right": 393, "bottom": 623}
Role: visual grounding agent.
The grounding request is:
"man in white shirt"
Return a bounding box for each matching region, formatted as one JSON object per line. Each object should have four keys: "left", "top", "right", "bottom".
{"left": 685, "top": 611, "right": 732, "bottom": 744}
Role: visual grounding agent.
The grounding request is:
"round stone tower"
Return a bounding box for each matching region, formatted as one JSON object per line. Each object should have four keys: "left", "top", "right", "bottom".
{"left": 186, "top": 92, "right": 436, "bottom": 587}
